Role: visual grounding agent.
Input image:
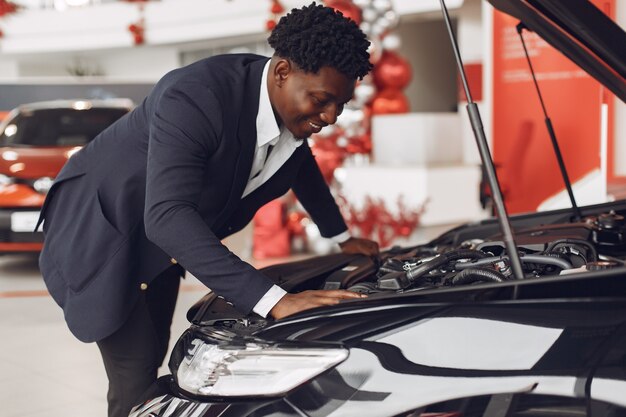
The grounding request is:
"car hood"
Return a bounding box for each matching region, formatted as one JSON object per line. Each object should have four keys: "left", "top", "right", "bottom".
{"left": 487, "top": 0, "right": 626, "bottom": 101}
{"left": 0, "top": 146, "right": 76, "bottom": 179}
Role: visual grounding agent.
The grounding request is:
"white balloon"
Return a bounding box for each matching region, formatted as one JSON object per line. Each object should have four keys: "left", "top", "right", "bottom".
{"left": 352, "top": 0, "right": 372, "bottom": 7}
{"left": 373, "top": 0, "right": 392, "bottom": 12}
{"left": 376, "top": 16, "right": 391, "bottom": 31}
{"left": 382, "top": 32, "right": 401, "bottom": 51}
{"left": 359, "top": 21, "right": 372, "bottom": 36}
{"left": 367, "top": 36, "right": 383, "bottom": 64}
{"left": 361, "top": 7, "right": 379, "bottom": 23}
{"left": 354, "top": 83, "right": 376, "bottom": 105}
{"left": 371, "top": 22, "right": 387, "bottom": 37}
{"left": 316, "top": 124, "right": 337, "bottom": 137}
{"left": 384, "top": 10, "right": 399, "bottom": 28}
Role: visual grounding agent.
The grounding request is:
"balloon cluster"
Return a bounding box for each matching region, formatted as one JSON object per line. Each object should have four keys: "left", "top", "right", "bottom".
{"left": 311, "top": 0, "right": 412, "bottom": 163}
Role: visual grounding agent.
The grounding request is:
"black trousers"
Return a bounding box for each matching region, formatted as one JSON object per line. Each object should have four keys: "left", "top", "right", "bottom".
{"left": 96, "top": 265, "right": 183, "bottom": 417}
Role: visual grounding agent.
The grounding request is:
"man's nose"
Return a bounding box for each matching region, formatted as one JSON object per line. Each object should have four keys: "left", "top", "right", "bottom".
{"left": 320, "top": 103, "right": 339, "bottom": 125}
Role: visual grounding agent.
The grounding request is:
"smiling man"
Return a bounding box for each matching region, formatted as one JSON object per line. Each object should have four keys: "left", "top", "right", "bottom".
{"left": 38, "top": 3, "right": 377, "bottom": 417}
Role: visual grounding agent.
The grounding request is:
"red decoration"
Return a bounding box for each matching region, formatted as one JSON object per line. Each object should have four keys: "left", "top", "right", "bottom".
{"left": 372, "top": 51, "right": 412, "bottom": 90}
{"left": 0, "top": 0, "right": 18, "bottom": 17}
{"left": 253, "top": 200, "right": 291, "bottom": 259}
{"left": 339, "top": 196, "right": 425, "bottom": 248}
{"left": 265, "top": 19, "right": 277, "bottom": 31}
{"left": 286, "top": 211, "right": 307, "bottom": 237}
{"left": 270, "top": 0, "right": 284, "bottom": 14}
{"left": 325, "top": 0, "right": 362, "bottom": 25}
{"left": 128, "top": 20, "right": 145, "bottom": 45}
{"left": 266, "top": 0, "right": 285, "bottom": 33}
{"left": 371, "top": 89, "right": 410, "bottom": 115}
{"left": 345, "top": 132, "right": 372, "bottom": 155}
{"left": 311, "top": 133, "right": 346, "bottom": 183}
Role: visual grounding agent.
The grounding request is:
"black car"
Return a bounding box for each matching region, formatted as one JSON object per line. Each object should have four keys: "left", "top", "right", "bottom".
{"left": 130, "top": 1, "right": 626, "bottom": 416}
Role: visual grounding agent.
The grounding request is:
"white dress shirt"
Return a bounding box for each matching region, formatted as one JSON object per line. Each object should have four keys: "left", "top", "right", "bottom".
{"left": 248, "top": 61, "right": 350, "bottom": 318}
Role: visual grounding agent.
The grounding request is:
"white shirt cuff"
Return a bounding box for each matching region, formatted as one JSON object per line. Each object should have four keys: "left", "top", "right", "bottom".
{"left": 252, "top": 284, "right": 287, "bottom": 318}
{"left": 329, "top": 230, "right": 351, "bottom": 244}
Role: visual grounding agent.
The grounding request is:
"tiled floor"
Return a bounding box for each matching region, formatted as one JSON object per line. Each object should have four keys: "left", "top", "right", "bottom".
{"left": 0, "top": 224, "right": 452, "bottom": 417}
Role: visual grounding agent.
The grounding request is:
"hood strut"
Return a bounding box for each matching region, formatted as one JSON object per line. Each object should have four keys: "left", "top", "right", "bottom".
{"left": 438, "top": 0, "right": 524, "bottom": 281}
{"left": 516, "top": 22, "right": 582, "bottom": 222}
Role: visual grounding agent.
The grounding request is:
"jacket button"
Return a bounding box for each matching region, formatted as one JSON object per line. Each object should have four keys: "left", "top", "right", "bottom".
{"left": 170, "top": 258, "right": 177, "bottom": 264}
{"left": 140, "top": 282, "right": 148, "bottom": 290}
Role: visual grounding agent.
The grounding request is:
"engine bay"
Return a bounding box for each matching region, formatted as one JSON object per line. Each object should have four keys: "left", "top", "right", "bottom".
{"left": 187, "top": 206, "right": 626, "bottom": 328}
{"left": 343, "top": 210, "right": 626, "bottom": 295}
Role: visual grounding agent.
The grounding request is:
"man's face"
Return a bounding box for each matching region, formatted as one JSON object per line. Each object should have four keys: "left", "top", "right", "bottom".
{"left": 269, "top": 60, "right": 356, "bottom": 140}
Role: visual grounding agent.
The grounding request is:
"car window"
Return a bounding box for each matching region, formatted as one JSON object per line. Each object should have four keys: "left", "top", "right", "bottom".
{"left": 0, "top": 107, "right": 128, "bottom": 147}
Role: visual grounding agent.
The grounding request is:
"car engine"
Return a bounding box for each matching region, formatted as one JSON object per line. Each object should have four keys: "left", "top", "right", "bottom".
{"left": 345, "top": 211, "right": 626, "bottom": 295}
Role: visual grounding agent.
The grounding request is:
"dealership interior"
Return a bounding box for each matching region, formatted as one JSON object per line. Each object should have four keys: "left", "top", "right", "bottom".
{"left": 1, "top": 1, "right": 626, "bottom": 416}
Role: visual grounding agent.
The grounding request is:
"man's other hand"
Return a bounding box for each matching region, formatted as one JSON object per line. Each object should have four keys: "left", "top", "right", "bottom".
{"left": 338, "top": 237, "right": 379, "bottom": 256}
{"left": 269, "top": 290, "right": 366, "bottom": 320}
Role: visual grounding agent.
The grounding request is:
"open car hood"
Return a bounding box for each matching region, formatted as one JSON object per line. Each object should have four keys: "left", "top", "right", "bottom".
{"left": 487, "top": 0, "right": 626, "bottom": 102}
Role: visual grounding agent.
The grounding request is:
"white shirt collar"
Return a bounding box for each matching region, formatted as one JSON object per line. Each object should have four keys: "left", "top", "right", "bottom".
{"left": 256, "top": 60, "right": 282, "bottom": 147}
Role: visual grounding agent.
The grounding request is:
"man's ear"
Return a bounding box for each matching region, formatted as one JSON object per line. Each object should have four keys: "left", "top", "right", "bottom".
{"left": 273, "top": 58, "right": 291, "bottom": 88}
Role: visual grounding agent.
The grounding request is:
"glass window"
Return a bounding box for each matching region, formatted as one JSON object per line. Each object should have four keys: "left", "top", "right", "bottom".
{"left": 0, "top": 107, "right": 128, "bottom": 147}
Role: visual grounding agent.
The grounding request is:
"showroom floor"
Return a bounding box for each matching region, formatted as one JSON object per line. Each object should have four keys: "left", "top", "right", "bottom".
{"left": 0, "top": 224, "right": 451, "bottom": 417}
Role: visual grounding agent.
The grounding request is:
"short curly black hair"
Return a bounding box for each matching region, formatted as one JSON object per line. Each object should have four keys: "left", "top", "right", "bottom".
{"left": 268, "top": 2, "right": 372, "bottom": 80}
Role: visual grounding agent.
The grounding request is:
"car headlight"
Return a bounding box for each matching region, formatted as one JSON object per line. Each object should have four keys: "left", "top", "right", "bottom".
{"left": 169, "top": 329, "right": 348, "bottom": 397}
{"left": 0, "top": 174, "right": 15, "bottom": 186}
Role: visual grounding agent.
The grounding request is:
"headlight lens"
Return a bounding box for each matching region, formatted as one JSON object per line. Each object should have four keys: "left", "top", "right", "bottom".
{"left": 170, "top": 330, "right": 348, "bottom": 397}
{"left": 0, "top": 174, "right": 15, "bottom": 186}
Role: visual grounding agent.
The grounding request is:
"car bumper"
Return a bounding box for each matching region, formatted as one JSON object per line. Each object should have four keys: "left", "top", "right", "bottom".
{"left": 130, "top": 377, "right": 289, "bottom": 417}
{"left": 0, "top": 209, "right": 43, "bottom": 253}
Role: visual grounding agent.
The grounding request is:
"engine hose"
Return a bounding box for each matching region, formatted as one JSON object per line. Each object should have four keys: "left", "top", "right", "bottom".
{"left": 521, "top": 254, "right": 573, "bottom": 270}
{"left": 455, "top": 254, "right": 573, "bottom": 271}
{"left": 545, "top": 238, "right": 598, "bottom": 262}
{"left": 405, "top": 249, "right": 488, "bottom": 282}
{"left": 451, "top": 268, "right": 507, "bottom": 285}
{"left": 543, "top": 251, "right": 584, "bottom": 267}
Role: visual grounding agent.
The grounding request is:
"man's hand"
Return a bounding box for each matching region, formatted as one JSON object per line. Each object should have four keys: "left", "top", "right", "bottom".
{"left": 269, "top": 290, "right": 366, "bottom": 320}
{"left": 338, "top": 237, "right": 380, "bottom": 256}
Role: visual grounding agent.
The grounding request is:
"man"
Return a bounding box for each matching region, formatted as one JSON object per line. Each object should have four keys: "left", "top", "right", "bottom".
{"left": 38, "top": 3, "right": 378, "bottom": 417}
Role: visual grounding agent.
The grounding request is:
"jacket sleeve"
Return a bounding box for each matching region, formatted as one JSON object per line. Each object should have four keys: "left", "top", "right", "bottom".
{"left": 144, "top": 82, "right": 274, "bottom": 314}
{"left": 292, "top": 144, "right": 349, "bottom": 238}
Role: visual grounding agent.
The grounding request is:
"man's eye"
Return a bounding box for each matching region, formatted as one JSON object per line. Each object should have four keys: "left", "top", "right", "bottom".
{"left": 312, "top": 96, "right": 325, "bottom": 106}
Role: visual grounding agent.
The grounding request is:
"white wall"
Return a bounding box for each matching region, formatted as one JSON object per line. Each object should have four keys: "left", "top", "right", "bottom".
{"left": 396, "top": 19, "right": 458, "bottom": 112}
{"left": 614, "top": 0, "right": 626, "bottom": 177}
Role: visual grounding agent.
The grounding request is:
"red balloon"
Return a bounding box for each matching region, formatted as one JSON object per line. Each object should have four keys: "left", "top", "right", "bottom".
{"left": 373, "top": 51, "right": 412, "bottom": 90}
{"left": 270, "top": 0, "right": 284, "bottom": 14}
{"left": 133, "top": 33, "right": 145, "bottom": 45}
{"left": 266, "top": 19, "right": 277, "bottom": 31}
{"left": 311, "top": 133, "right": 345, "bottom": 183}
{"left": 325, "top": 0, "right": 362, "bottom": 25}
{"left": 371, "top": 89, "right": 410, "bottom": 114}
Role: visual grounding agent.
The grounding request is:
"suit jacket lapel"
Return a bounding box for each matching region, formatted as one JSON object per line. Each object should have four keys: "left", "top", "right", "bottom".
{"left": 213, "top": 57, "right": 268, "bottom": 228}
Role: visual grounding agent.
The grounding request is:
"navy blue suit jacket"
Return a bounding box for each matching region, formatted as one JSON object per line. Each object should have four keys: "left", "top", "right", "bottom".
{"left": 38, "top": 54, "right": 348, "bottom": 342}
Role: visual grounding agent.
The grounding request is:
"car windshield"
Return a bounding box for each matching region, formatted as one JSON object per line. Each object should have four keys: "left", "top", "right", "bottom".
{"left": 0, "top": 107, "right": 128, "bottom": 147}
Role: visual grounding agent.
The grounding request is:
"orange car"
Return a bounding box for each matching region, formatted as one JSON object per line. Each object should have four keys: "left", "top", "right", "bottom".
{"left": 0, "top": 99, "right": 133, "bottom": 254}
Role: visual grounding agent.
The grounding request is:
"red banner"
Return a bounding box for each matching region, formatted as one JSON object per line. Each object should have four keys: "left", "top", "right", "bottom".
{"left": 492, "top": 1, "right": 615, "bottom": 213}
